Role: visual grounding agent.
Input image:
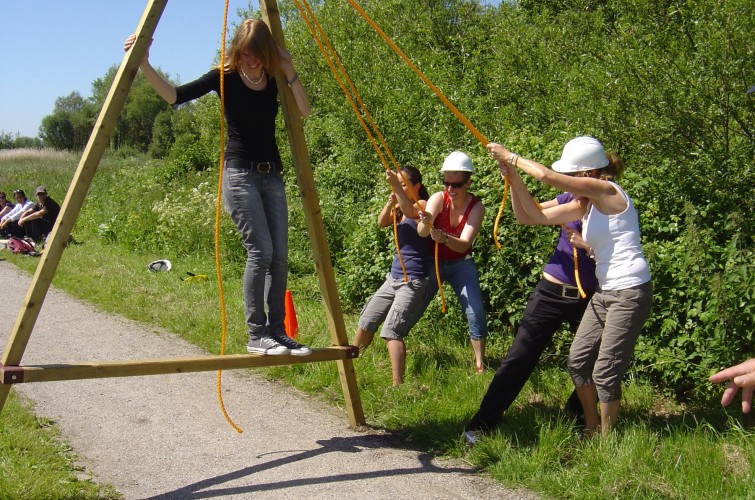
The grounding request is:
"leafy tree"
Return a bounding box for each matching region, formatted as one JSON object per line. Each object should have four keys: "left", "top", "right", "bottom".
{"left": 39, "top": 91, "right": 96, "bottom": 150}
{"left": 91, "top": 66, "right": 175, "bottom": 153}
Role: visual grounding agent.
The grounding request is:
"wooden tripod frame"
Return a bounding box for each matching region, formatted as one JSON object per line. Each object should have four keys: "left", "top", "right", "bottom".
{"left": 0, "top": 0, "right": 365, "bottom": 428}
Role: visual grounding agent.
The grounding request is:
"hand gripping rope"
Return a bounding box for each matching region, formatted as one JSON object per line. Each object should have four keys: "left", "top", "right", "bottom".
{"left": 342, "top": 0, "right": 586, "bottom": 300}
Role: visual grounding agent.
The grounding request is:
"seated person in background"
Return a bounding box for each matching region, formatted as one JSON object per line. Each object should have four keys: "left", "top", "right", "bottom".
{"left": 0, "top": 190, "right": 34, "bottom": 238}
{"left": 0, "top": 192, "right": 14, "bottom": 219}
{"left": 18, "top": 186, "right": 61, "bottom": 242}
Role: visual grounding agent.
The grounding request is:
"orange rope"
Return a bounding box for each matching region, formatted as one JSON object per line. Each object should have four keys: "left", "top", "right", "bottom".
{"left": 572, "top": 247, "right": 587, "bottom": 299}
{"left": 343, "top": 0, "right": 509, "bottom": 252}
{"left": 215, "top": 0, "right": 243, "bottom": 434}
{"left": 294, "top": 0, "right": 425, "bottom": 286}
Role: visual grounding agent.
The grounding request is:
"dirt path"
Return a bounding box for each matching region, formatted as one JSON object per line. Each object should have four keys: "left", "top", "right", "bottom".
{"left": 1, "top": 261, "right": 534, "bottom": 499}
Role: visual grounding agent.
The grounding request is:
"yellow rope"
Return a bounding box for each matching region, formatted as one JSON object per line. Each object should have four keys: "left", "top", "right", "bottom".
{"left": 294, "top": 0, "right": 422, "bottom": 284}
{"left": 215, "top": 0, "right": 243, "bottom": 434}
{"left": 343, "top": 0, "right": 509, "bottom": 254}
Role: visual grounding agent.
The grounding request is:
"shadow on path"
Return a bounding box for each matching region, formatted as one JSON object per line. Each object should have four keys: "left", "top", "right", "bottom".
{"left": 146, "top": 434, "right": 474, "bottom": 499}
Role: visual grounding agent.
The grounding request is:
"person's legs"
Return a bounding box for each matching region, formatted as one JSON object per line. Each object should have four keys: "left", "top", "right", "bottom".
{"left": 223, "top": 166, "right": 286, "bottom": 354}
{"left": 442, "top": 258, "right": 487, "bottom": 370}
{"left": 386, "top": 339, "right": 406, "bottom": 386}
{"left": 592, "top": 282, "right": 653, "bottom": 432}
{"left": 355, "top": 275, "right": 396, "bottom": 351}
{"left": 353, "top": 328, "right": 375, "bottom": 351}
{"left": 600, "top": 400, "right": 620, "bottom": 435}
{"left": 569, "top": 293, "right": 608, "bottom": 434}
{"left": 577, "top": 383, "right": 600, "bottom": 435}
{"left": 378, "top": 276, "right": 431, "bottom": 385}
{"left": 24, "top": 218, "right": 52, "bottom": 242}
{"left": 260, "top": 172, "right": 289, "bottom": 338}
{"left": 4, "top": 221, "right": 24, "bottom": 238}
{"left": 467, "top": 282, "right": 587, "bottom": 432}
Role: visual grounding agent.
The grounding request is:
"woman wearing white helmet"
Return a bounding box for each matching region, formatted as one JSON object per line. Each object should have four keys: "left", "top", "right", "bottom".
{"left": 417, "top": 151, "right": 487, "bottom": 373}
{"left": 487, "top": 137, "right": 652, "bottom": 436}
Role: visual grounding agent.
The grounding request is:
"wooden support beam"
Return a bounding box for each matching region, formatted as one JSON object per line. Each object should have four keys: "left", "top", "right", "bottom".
{"left": 260, "top": 0, "right": 365, "bottom": 428}
{"left": 0, "top": 0, "right": 168, "bottom": 414}
{"left": 0, "top": 346, "right": 359, "bottom": 384}
{"left": 0, "top": 1, "right": 367, "bottom": 433}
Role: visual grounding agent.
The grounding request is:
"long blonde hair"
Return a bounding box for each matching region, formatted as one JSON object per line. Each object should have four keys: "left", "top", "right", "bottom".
{"left": 221, "top": 19, "right": 281, "bottom": 76}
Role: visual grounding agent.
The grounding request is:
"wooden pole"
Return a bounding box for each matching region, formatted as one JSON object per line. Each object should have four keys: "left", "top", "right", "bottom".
{"left": 0, "top": 0, "right": 168, "bottom": 414}
{"left": 260, "top": 0, "right": 365, "bottom": 427}
{"left": 0, "top": 346, "right": 358, "bottom": 384}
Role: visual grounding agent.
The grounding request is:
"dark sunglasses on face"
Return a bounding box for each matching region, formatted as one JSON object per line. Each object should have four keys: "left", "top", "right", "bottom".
{"left": 443, "top": 180, "right": 467, "bottom": 189}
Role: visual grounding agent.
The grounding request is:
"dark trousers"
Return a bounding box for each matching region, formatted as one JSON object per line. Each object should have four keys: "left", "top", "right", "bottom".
{"left": 24, "top": 218, "right": 53, "bottom": 242}
{"left": 466, "top": 279, "right": 593, "bottom": 432}
{"left": 0, "top": 221, "right": 24, "bottom": 238}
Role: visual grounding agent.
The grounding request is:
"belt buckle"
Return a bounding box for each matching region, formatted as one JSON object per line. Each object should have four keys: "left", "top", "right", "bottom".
{"left": 562, "top": 286, "right": 578, "bottom": 299}
{"left": 255, "top": 162, "right": 273, "bottom": 173}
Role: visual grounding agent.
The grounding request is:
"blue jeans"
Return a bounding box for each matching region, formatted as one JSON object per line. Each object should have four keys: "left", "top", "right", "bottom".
{"left": 426, "top": 256, "right": 487, "bottom": 339}
{"left": 223, "top": 164, "right": 288, "bottom": 338}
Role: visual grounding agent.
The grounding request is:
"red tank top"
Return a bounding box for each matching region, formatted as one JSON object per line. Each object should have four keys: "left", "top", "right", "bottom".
{"left": 434, "top": 191, "right": 479, "bottom": 260}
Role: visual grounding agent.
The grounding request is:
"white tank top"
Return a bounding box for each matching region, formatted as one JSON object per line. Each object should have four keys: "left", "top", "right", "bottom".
{"left": 582, "top": 182, "right": 651, "bottom": 290}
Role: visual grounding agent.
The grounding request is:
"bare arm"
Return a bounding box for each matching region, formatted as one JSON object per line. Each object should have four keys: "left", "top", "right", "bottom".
{"left": 377, "top": 194, "right": 397, "bottom": 228}
{"left": 501, "top": 161, "right": 587, "bottom": 226}
{"left": 488, "top": 142, "right": 623, "bottom": 214}
{"left": 19, "top": 207, "right": 46, "bottom": 225}
{"left": 447, "top": 202, "right": 484, "bottom": 253}
{"left": 124, "top": 34, "right": 177, "bottom": 104}
{"left": 417, "top": 192, "right": 443, "bottom": 237}
{"left": 502, "top": 161, "right": 558, "bottom": 225}
{"left": 278, "top": 47, "right": 311, "bottom": 118}
{"left": 385, "top": 170, "right": 424, "bottom": 219}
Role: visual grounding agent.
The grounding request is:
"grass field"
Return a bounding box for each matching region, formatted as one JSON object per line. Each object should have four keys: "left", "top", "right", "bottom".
{"left": 1, "top": 150, "right": 754, "bottom": 498}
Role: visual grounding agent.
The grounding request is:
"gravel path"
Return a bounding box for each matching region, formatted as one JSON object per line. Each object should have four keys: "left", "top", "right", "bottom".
{"left": 1, "top": 261, "right": 534, "bottom": 499}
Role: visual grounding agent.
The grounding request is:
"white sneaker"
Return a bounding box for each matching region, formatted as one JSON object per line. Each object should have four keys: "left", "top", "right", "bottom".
{"left": 247, "top": 335, "right": 290, "bottom": 355}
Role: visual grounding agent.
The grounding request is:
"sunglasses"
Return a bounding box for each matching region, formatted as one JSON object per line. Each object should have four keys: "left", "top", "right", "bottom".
{"left": 442, "top": 180, "right": 467, "bottom": 189}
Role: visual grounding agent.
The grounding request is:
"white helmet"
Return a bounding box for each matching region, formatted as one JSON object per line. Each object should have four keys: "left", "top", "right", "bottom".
{"left": 440, "top": 151, "right": 474, "bottom": 173}
{"left": 552, "top": 136, "right": 609, "bottom": 173}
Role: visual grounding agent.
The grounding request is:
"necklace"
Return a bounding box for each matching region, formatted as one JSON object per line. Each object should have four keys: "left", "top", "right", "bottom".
{"left": 240, "top": 66, "right": 265, "bottom": 85}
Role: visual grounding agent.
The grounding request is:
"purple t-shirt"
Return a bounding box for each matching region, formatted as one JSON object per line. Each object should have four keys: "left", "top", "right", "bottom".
{"left": 542, "top": 193, "right": 598, "bottom": 291}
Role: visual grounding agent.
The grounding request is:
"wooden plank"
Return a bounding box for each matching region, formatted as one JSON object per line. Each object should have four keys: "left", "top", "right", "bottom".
{"left": 260, "top": 0, "right": 365, "bottom": 428}
{"left": 0, "top": 0, "right": 168, "bottom": 414}
{"left": 0, "top": 346, "right": 358, "bottom": 384}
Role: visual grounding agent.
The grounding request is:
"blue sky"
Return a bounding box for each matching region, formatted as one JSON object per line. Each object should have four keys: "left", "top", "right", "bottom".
{"left": 0, "top": 1, "right": 500, "bottom": 139}
{"left": 0, "top": 1, "right": 256, "bottom": 138}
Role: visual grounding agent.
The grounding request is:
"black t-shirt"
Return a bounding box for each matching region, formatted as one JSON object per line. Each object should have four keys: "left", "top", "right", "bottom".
{"left": 174, "top": 69, "right": 281, "bottom": 164}
{"left": 33, "top": 197, "right": 60, "bottom": 223}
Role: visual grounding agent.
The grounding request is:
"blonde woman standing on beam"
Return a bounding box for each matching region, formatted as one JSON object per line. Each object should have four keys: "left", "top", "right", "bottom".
{"left": 125, "top": 19, "right": 312, "bottom": 356}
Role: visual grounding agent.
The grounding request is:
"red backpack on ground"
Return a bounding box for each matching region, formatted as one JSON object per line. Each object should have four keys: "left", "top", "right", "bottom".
{"left": 6, "top": 236, "right": 35, "bottom": 254}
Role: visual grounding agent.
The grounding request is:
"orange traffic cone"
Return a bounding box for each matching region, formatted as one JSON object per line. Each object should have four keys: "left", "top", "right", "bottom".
{"left": 284, "top": 290, "right": 299, "bottom": 339}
